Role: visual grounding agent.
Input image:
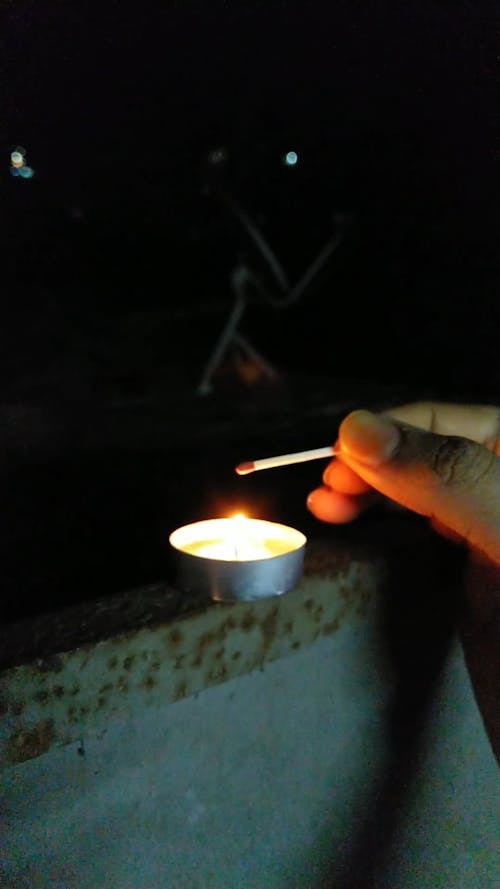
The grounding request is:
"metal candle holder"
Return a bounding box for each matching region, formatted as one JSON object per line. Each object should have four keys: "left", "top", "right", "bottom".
{"left": 169, "top": 517, "right": 306, "bottom": 602}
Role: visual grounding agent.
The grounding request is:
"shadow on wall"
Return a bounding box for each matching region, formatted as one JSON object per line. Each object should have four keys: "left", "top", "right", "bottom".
{"left": 319, "top": 528, "right": 464, "bottom": 888}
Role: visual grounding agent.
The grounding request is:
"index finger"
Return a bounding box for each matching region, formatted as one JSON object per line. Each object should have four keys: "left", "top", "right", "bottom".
{"left": 382, "top": 402, "right": 500, "bottom": 454}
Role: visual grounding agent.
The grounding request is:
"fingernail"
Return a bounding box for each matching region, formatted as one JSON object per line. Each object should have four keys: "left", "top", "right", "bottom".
{"left": 340, "top": 410, "right": 400, "bottom": 467}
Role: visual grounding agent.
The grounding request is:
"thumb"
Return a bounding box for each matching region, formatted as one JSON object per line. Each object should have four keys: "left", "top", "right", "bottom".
{"left": 337, "top": 410, "right": 500, "bottom": 563}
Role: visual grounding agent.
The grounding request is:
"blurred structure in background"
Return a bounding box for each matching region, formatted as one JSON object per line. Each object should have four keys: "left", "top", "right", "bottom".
{"left": 0, "top": 0, "right": 497, "bottom": 614}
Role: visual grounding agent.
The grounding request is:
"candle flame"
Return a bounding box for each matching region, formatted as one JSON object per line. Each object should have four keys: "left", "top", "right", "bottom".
{"left": 228, "top": 513, "right": 246, "bottom": 559}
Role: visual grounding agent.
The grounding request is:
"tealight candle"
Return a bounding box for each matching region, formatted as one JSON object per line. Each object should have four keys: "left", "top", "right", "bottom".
{"left": 169, "top": 514, "right": 306, "bottom": 602}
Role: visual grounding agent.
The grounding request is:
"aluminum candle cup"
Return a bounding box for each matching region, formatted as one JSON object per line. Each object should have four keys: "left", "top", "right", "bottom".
{"left": 169, "top": 516, "right": 307, "bottom": 602}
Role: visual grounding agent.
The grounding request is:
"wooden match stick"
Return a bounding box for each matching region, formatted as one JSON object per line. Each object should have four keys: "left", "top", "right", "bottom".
{"left": 235, "top": 445, "right": 340, "bottom": 475}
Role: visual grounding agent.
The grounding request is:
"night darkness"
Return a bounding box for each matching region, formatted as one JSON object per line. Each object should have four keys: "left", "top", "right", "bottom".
{"left": 0, "top": 1, "right": 498, "bottom": 619}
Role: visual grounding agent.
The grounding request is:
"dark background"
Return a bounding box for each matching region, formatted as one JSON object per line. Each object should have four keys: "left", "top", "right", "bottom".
{"left": 0, "top": 1, "right": 498, "bottom": 621}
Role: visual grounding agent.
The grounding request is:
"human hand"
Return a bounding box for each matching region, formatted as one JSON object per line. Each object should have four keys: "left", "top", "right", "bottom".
{"left": 307, "top": 401, "right": 500, "bottom": 759}
{"left": 307, "top": 402, "right": 500, "bottom": 565}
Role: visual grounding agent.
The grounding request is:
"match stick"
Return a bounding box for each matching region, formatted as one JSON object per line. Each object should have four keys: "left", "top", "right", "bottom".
{"left": 235, "top": 445, "right": 340, "bottom": 475}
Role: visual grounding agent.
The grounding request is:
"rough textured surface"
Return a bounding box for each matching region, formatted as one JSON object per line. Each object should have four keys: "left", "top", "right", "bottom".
{"left": 0, "top": 513, "right": 425, "bottom": 673}
{"left": 1, "top": 516, "right": 497, "bottom": 888}
{"left": 0, "top": 538, "right": 384, "bottom": 765}
{"left": 1, "top": 612, "right": 498, "bottom": 888}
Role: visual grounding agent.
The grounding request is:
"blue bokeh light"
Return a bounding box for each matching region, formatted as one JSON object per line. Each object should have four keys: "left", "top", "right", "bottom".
{"left": 284, "top": 151, "right": 298, "bottom": 166}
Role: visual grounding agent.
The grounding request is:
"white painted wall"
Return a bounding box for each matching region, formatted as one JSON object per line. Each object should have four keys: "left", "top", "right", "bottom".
{"left": 1, "top": 620, "right": 498, "bottom": 888}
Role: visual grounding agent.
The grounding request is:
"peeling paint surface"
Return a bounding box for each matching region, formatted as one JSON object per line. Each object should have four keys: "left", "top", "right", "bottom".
{"left": 1, "top": 527, "right": 498, "bottom": 889}
{"left": 0, "top": 540, "right": 384, "bottom": 765}
{"left": 6, "top": 718, "right": 55, "bottom": 764}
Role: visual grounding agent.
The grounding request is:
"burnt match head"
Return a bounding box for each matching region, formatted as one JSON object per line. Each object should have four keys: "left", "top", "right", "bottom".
{"left": 235, "top": 461, "right": 255, "bottom": 476}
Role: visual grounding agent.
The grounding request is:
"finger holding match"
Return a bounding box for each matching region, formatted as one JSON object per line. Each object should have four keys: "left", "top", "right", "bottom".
{"left": 323, "top": 459, "right": 372, "bottom": 494}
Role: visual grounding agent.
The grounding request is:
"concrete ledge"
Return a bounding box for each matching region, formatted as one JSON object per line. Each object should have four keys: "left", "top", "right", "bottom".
{"left": 0, "top": 539, "right": 385, "bottom": 765}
